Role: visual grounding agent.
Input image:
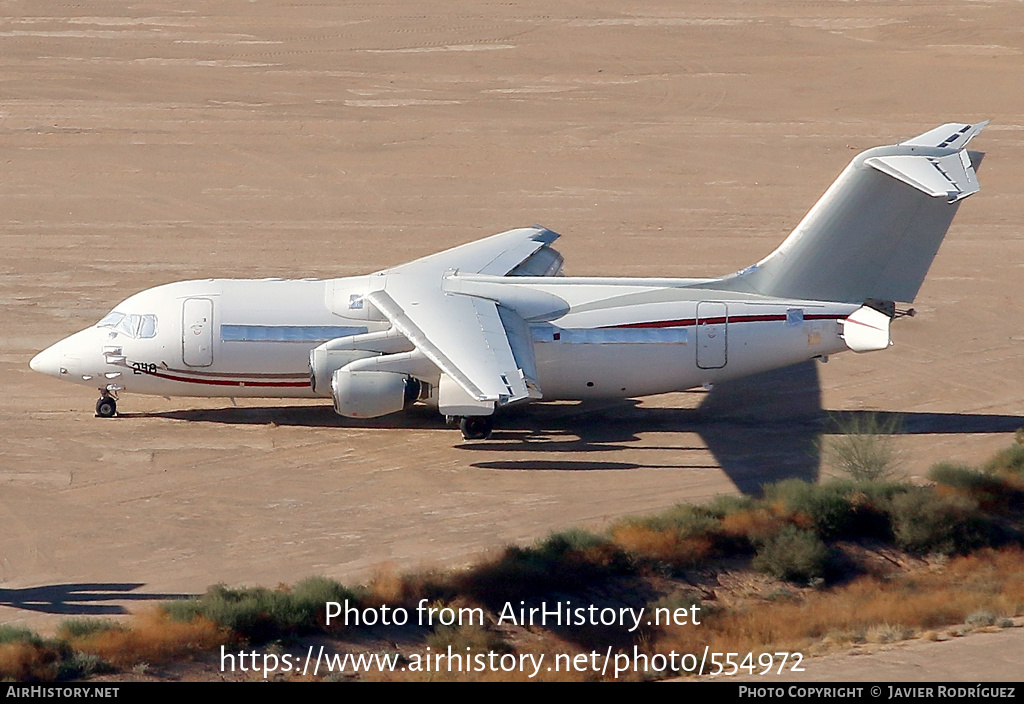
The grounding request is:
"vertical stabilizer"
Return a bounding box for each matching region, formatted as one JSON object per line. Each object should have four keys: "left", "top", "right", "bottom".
{"left": 708, "top": 122, "right": 985, "bottom": 304}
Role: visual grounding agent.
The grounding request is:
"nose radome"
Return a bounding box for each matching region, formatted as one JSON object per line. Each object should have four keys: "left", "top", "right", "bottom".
{"left": 29, "top": 343, "right": 62, "bottom": 377}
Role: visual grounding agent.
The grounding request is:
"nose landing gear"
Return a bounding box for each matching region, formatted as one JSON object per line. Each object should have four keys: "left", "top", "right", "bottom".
{"left": 95, "top": 389, "right": 118, "bottom": 418}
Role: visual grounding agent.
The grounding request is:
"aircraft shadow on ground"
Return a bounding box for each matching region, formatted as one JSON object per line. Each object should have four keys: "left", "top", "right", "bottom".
{"left": 0, "top": 583, "right": 193, "bottom": 616}
{"left": 142, "top": 360, "right": 1024, "bottom": 495}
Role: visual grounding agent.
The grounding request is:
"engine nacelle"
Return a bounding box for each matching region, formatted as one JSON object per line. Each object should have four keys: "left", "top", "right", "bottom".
{"left": 309, "top": 347, "right": 378, "bottom": 396}
{"left": 331, "top": 368, "right": 419, "bottom": 418}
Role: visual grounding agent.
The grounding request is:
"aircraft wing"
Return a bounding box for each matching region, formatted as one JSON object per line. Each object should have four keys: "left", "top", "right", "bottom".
{"left": 367, "top": 275, "right": 534, "bottom": 405}
{"left": 377, "top": 226, "right": 562, "bottom": 277}
{"left": 359, "top": 226, "right": 560, "bottom": 406}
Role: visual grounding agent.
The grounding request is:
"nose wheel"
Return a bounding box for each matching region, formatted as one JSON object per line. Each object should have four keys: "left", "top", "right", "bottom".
{"left": 459, "top": 415, "right": 493, "bottom": 440}
{"left": 95, "top": 392, "right": 118, "bottom": 418}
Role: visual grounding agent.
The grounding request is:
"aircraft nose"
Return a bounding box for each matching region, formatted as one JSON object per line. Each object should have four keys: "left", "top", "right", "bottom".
{"left": 29, "top": 343, "right": 63, "bottom": 377}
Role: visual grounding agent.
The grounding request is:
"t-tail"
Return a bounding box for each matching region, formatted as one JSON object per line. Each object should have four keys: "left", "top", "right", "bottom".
{"left": 707, "top": 121, "right": 987, "bottom": 304}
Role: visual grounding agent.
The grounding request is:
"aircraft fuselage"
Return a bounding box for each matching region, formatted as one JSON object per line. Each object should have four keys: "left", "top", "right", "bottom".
{"left": 31, "top": 276, "right": 858, "bottom": 403}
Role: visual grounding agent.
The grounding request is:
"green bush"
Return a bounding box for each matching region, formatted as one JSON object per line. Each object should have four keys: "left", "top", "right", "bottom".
{"left": 983, "top": 443, "right": 1024, "bottom": 479}
{"left": 626, "top": 504, "right": 720, "bottom": 538}
{"left": 704, "top": 494, "right": 756, "bottom": 519}
{"left": 764, "top": 480, "right": 853, "bottom": 539}
{"left": 888, "top": 489, "right": 998, "bottom": 555}
{"left": 457, "top": 530, "right": 629, "bottom": 606}
{"left": 823, "top": 413, "right": 903, "bottom": 481}
{"left": 928, "top": 463, "right": 1010, "bottom": 504}
{"left": 752, "top": 525, "right": 830, "bottom": 584}
{"left": 0, "top": 624, "right": 43, "bottom": 646}
{"left": 57, "top": 618, "right": 126, "bottom": 640}
{"left": 162, "top": 579, "right": 359, "bottom": 643}
{"left": 290, "top": 576, "right": 362, "bottom": 627}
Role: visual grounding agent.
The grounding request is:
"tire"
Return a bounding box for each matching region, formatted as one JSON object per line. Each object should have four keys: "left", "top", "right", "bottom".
{"left": 459, "top": 415, "right": 493, "bottom": 440}
{"left": 95, "top": 397, "right": 117, "bottom": 418}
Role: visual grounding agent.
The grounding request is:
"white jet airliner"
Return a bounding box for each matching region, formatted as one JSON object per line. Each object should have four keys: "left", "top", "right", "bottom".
{"left": 31, "top": 122, "right": 986, "bottom": 439}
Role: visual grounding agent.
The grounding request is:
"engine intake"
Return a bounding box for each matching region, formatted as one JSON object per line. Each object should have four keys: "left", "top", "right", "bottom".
{"left": 309, "top": 347, "right": 378, "bottom": 396}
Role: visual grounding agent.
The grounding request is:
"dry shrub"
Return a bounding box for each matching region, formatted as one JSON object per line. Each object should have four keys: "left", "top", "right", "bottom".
{"left": 653, "top": 548, "right": 1024, "bottom": 659}
{"left": 610, "top": 524, "right": 714, "bottom": 567}
{"left": 72, "top": 609, "right": 227, "bottom": 668}
{"left": 366, "top": 563, "right": 407, "bottom": 604}
{"left": 721, "top": 508, "right": 786, "bottom": 545}
{"left": 0, "top": 641, "right": 63, "bottom": 681}
{"left": 823, "top": 413, "right": 903, "bottom": 481}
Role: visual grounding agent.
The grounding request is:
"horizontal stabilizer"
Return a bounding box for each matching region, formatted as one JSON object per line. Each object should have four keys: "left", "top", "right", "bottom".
{"left": 900, "top": 121, "right": 987, "bottom": 150}
{"left": 865, "top": 150, "right": 979, "bottom": 202}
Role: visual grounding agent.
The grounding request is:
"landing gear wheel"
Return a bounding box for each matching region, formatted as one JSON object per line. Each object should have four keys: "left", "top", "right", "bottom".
{"left": 459, "top": 415, "right": 493, "bottom": 440}
{"left": 95, "top": 396, "right": 117, "bottom": 418}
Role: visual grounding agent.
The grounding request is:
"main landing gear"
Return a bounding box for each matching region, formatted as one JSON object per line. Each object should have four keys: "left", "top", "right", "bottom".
{"left": 452, "top": 415, "right": 494, "bottom": 441}
{"left": 95, "top": 390, "right": 118, "bottom": 418}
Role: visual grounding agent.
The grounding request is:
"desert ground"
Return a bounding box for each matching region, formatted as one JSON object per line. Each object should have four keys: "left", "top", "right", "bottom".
{"left": 1, "top": 0, "right": 1022, "bottom": 680}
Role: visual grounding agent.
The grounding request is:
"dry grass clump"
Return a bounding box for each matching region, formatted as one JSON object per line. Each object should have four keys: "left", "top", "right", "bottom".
{"left": 0, "top": 612, "right": 224, "bottom": 680}
{"left": 611, "top": 524, "right": 716, "bottom": 568}
{"left": 720, "top": 508, "right": 787, "bottom": 545}
{"left": 652, "top": 547, "right": 1024, "bottom": 659}
{"left": 610, "top": 504, "right": 726, "bottom": 570}
{"left": 0, "top": 640, "right": 64, "bottom": 681}
{"left": 70, "top": 609, "right": 226, "bottom": 668}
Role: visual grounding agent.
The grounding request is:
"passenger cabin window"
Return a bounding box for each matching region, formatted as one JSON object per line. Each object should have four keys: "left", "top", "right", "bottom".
{"left": 96, "top": 311, "right": 158, "bottom": 339}
{"left": 220, "top": 325, "right": 368, "bottom": 342}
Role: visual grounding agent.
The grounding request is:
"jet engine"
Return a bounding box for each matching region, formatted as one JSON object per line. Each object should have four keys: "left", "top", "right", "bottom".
{"left": 309, "top": 347, "right": 378, "bottom": 396}
{"left": 331, "top": 368, "right": 420, "bottom": 418}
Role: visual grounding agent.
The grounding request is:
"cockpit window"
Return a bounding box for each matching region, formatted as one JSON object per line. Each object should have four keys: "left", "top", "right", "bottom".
{"left": 97, "top": 311, "right": 126, "bottom": 329}
{"left": 117, "top": 314, "right": 141, "bottom": 337}
{"left": 138, "top": 315, "right": 157, "bottom": 338}
{"left": 96, "top": 311, "right": 157, "bottom": 339}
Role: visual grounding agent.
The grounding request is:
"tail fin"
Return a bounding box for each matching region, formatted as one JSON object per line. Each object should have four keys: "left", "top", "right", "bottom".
{"left": 709, "top": 122, "right": 986, "bottom": 304}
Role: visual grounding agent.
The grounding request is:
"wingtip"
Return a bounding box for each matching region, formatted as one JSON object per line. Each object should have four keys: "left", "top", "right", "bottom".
{"left": 529, "top": 224, "right": 561, "bottom": 243}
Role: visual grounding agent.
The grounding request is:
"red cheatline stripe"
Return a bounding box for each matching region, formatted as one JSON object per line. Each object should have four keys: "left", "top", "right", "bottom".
{"left": 604, "top": 313, "right": 845, "bottom": 329}
{"left": 147, "top": 369, "right": 309, "bottom": 388}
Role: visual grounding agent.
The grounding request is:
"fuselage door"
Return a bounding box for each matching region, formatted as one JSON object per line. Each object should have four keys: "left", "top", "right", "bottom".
{"left": 696, "top": 301, "right": 727, "bottom": 369}
{"left": 182, "top": 297, "right": 214, "bottom": 367}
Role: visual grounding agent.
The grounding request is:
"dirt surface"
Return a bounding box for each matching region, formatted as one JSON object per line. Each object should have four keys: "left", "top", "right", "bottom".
{"left": 2, "top": 0, "right": 1023, "bottom": 680}
{"left": 718, "top": 625, "right": 1024, "bottom": 683}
